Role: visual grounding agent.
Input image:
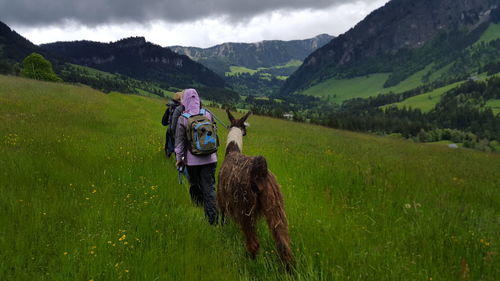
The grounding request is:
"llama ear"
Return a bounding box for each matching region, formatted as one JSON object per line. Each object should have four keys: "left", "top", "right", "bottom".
{"left": 226, "top": 109, "right": 235, "bottom": 123}
{"left": 241, "top": 111, "right": 252, "bottom": 123}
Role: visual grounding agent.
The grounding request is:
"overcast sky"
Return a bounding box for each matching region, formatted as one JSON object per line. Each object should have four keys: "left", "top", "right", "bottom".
{"left": 2, "top": 0, "right": 390, "bottom": 48}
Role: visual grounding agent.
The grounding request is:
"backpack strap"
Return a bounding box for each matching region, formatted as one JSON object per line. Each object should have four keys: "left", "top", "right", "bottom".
{"left": 183, "top": 109, "right": 206, "bottom": 118}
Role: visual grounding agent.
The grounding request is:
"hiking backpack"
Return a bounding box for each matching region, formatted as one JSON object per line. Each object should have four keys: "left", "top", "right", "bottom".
{"left": 182, "top": 109, "right": 219, "bottom": 155}
{"left": 167, "top": 102, "right": 180, "bottom": 125}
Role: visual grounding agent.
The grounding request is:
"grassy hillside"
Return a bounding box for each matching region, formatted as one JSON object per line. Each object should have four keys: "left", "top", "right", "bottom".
{"left": 226, "top": 60, "right": 302, "bottom": 77}
{"left": 1, "top": 75, "right": 499, "bottom": 280}
{"left": 383, "top": 82, "right": 464, "bottom": 112}
{"left": 298, "top": 65, "right": 435, "bottom": 104}
{"left": 487, "top": 99, "right": 500, "bottom": 115}
{"left": 383, "top": 73, "right": 500, "bottom": 112}
{"left": 60, "top": 64, "right": 176, "bottom": 98}
{"left": 476, "top": 23, "right": 500, "bottom": 45}
{"left": 226, "top": 66, "right": 260, "bottom": 76}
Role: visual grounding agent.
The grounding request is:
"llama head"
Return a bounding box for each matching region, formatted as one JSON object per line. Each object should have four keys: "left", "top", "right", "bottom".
{"left": 226, "top": 109, "right": 251, "bottom": 136}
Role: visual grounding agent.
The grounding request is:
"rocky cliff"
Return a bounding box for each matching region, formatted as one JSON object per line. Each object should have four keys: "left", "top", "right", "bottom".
{"left": 281, "top": 0, "right": 499, "bottom": 94}
{"left": 169, "top": 34, "right": 333, "bottom": 74}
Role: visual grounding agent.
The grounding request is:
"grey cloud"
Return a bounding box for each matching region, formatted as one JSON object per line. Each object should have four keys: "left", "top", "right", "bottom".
{"left": 0, "top": 0, "right": 374, "bottom": 26}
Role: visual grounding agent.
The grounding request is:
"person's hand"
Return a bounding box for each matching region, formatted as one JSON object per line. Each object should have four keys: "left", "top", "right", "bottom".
{"left": 176, "top": 160, "right": 184, "bottom": 168}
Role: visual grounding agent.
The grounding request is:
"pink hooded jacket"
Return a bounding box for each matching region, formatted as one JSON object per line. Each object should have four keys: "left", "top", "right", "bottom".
{"left": 174, "top": 89, "right": 217, "bottom": 166}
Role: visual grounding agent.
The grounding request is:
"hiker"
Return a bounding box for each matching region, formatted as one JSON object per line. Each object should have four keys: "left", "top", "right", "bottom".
{"left": 175, "top": 88, "right": 218, "bottom": 225}
{"left": 169, "top": 98, "right": 185, "bottom": 150}
{"left": 162, "top": 92, "right": 183, "bottom": 158}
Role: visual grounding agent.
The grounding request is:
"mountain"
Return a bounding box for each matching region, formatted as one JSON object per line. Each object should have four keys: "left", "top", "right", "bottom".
{"left": 41, "top": 37, "right": 227, "bottom": 89}
{"left": 169, "top": 34, "right": 334, "bottom": 75}
{"left": 281, "top": 0, "right": 500, "bottom": 95}
{"left": 0, "top": 21, "right": 40, "bottom": 62}
{"left": 0, "top": 20, "right": 43, "bottom": 74}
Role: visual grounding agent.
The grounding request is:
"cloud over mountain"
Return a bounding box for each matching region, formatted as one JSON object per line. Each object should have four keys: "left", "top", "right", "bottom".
{"left": 1, "top": 0, "right": 380, "bottom": 26}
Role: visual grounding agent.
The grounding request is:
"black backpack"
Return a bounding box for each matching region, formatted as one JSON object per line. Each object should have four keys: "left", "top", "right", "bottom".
{"left": 167, "top": 101, "right": 180, "bottom": 125}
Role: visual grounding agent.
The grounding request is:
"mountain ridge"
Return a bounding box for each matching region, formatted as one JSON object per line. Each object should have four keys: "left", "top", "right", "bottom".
{"left": 40, "top": 36, "right": 227, "bottom": 89}
{"left": 169, "top": 34, "right": 334, "bottom": 75}
{"left": 281, "top": 0, "right": 500, "bottom": 95}
{"left": 0, "top": 21, "right": 41, "bottom": 61}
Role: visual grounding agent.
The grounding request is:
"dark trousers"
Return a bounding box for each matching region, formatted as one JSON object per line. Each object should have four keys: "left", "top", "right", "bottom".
{"left": 165, "top": 129, "right": 175, "bottom": 157}
{"left": 186, "top": 163, "right": 218, "bottom": 225}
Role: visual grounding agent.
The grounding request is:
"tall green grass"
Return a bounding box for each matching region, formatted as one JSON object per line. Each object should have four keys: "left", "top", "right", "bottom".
{"left": 1, "top": 75, "right": 499, "bottom": 280}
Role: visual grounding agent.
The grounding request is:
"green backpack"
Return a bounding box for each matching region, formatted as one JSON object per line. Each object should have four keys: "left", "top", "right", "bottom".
{"left": 182, "top": 109, "right": 219, "bottom": 155}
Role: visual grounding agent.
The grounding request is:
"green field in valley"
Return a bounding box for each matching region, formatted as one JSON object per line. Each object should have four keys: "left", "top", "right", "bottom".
{"left": 299, "top": 64, "right": 436, "bottom": 104}
{"left": 383, "top": 73, "right": 500, "bottom": 112}
{"left": 299, "top": 73, "right": 391, "bottom": 103}
{"left": 226, "top": 66, "right": 259, "bottom": 76}
{"left": 486, "top": 99, "right": 500, "bottom": 115}
{"left": 1, "top": 75, "right": 499, "bottom": 280}
{"left": 383, "top": 81, "right": 464, "bottom": 112}
{"left": 475, "top": 23, "right": 500, "bottom": 45}
{"left": 225, "top": 60, "right": 303, "bottom": 78}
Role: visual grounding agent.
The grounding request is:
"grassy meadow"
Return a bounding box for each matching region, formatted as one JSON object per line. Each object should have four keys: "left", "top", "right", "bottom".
{"left": 382, "top": 82, "right": 464, "bottom": 112}
{"left": 475, "top": 23, "right": 500, "bottom": 45}
{"left": 486, "top": 99, "right": 500, "bottom": 115}
{"left": 225, "top": 60, "right": 302, "bottom": 79}
{"left": 298, "top": 65, "right": 434, "bottom": 104}
{"left": 1, "top": 75, "right": 500, "bottom": 281}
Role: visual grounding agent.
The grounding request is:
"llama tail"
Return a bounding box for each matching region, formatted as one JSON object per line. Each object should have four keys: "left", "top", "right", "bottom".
{"left": 251, "top": 156, "right": 268, "bottom": 185}
{"left": 252, "top": 157, "right": 294, "bottom": 269}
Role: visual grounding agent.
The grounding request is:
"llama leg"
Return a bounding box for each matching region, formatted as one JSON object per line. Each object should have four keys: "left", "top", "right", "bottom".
{"left": 260, "top": 180, "right": 294, "bottom": 268}
{"left": 219, "top": 208, "right": 226, "bottom": 225}
{"left": 241, "top": 219, "right": 259, "bottom": 259}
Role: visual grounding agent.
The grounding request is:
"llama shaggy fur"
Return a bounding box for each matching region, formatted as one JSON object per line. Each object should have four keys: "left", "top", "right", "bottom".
{"left": 217, "top": 110, "right": 293, "bottom": 269}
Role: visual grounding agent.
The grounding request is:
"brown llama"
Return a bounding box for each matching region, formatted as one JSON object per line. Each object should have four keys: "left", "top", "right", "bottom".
{"left": 217, "top": 109, "right": 293, "bottom": 269}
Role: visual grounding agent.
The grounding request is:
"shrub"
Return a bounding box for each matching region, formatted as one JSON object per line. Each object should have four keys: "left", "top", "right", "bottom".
{"left": 21, "top": 53, "right": 62, "bottom": 82}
